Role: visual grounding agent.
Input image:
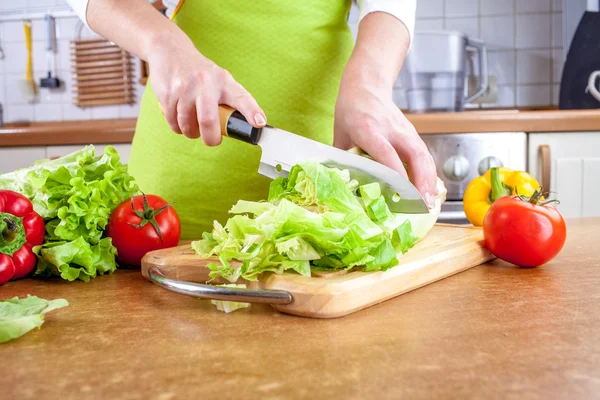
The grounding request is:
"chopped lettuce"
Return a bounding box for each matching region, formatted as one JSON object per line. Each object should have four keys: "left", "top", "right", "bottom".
{"left": 193, "top": 161, "right": 446, "bottom": 282}
{"left": 0, "top": 295, "right": 68, "bottom": 343}
{"left": 210, "top": 284, "right": 251, "bottom": 313}
{"left": 0, "top": 145, "right": 138, "bottom": 281}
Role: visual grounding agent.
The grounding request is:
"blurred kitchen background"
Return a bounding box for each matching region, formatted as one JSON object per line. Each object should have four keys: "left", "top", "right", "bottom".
{"left": 1, "top": 0, "right": 599, "bottom": 223}
{"left": 0, "top": 0, "right": 597, "bottom": 122}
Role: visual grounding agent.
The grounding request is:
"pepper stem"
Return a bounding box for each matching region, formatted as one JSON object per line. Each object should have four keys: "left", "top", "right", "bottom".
{"left": 489, "top": 167, "right": 512, "bottom": 203}
{"left": 0, "top": 212, "right": 27, "bottom": 256}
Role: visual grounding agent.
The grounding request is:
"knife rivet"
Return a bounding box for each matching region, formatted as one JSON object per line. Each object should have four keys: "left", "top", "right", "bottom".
{"left": 276, "top": 164, "right": 283, "bottom": 173}
{"left": 392, "top": 193, "right": 401, "bottom": 203}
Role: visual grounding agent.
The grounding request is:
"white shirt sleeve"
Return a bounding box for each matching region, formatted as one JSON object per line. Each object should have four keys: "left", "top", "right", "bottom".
{"left": 356, "top": 0, "right": 416, "bottom": 44}
{"left": 66, "top": 0, "right": 90, "bottom": 26}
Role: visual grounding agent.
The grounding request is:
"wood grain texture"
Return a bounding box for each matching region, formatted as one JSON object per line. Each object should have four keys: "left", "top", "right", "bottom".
{"left": 1, "top": 111, "right": 600, "bottom": 148}
{"left": 141, "top": 225, "right": 495, "bottom": 318}
{"left": 0, "top": 218, "right": 599, "bottom": 400}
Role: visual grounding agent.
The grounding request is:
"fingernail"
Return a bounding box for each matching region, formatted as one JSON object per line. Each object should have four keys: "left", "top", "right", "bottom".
{"left": 425, "top": 192, "right": 435, "bottom": 209}
{"left": 254, "top": 114, "right": 266, "bottom": 126}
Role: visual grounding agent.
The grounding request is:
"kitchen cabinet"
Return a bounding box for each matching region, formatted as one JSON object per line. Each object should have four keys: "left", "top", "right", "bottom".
{"left": 528, "top": 132, "right": 600, "bottom": 218}
{"left": 0, "top": 147, "right": 46, "bottom": 174}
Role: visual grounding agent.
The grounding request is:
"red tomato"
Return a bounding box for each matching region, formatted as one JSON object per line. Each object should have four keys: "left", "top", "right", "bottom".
{"left": 106, "top": 194, "right": 181, "bottom": 267}
{"left": 483, "top": 194, "right": 567, "bottom": 267}
{"left": 0, "top": 254, "right": 15, "bottom": 285}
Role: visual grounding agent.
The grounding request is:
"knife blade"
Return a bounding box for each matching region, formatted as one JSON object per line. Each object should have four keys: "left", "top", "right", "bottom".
{"left": 218, "top": 105, "right": 429, "bottom": 214}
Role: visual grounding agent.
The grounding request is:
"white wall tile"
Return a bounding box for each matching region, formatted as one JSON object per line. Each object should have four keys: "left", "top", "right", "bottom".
{"left": 517, "top": 85, "right": 552, "bottom": 106}
{"left": 552, "top": 0, "right": 563, "bottom": 12}
{"left": 31, "top": 18, "right": 47, "bottom": 42}
{"left": 119, "top": 103, "right": 141, "bottom": 118}
{"left": 91, "top": 105, "right": 121, "bottom": 120}
{"left": 551, "top": 12, "right": 563, "bottom": 48}
{"left": 444, "top": 0, "right": 478, "bottom": 18}
{"left": 516, "top": 0, "right": 552, "bottom": 13}
{"left": 4, "top": 104, "right": 34, "bottom": 123}
{"left": 55, "top": 38, "right": 70, "bottom": 71}
{"left": 516, "top": 49, "right": 551, "bottom": 84}
{"left": 59, "top": 69, "right": 73, "bottom": 103}
{"left": 33, "top": 103, "right": 62, "bottom": 121}
{"left": 392, "top": 88, "right": 408, "bottom": 109}
{"left": 482, "top": 85, "right": 516, "bottom": 107}
{"left": 416, "top": 0, "right": 444, "bottom": 19}
{"left": 480, "top": 0, "right": 515, "bottom": 16}
{"left": 348, "top": 4, "right": 360, "bottom": 23}
{"left": 516, "top": 13, "right": 551, "bottom": 49}
{"left": 57, "top": 17, "right": 79, "bottom": 41}
{"left": 62, "top": 103, "right": 91, "bottom": 120}
{"left": 415, "top": 18, "right": 445, "bottom": 30}
{"left": 488, "top": 50, "right": 516, "bottom": 85}
{"left": 480, "top": 16, "right": 515, "bottom": 49}
{"left": 29, "top": 0, "right": 58, "bottom": 7}
{"left": 0, "top": 3, "right": 22, "bottom": 12}
{"left": 32, "top": 40, "right": 48, "bottom": 75}
{"left": 552, "top": 83, "right": 560, "bottom": 105}
{"left": 1, "top": 42, "right": 27, "bottom": 73}
{"left": 4, "top": 73, "right": 35, "bottom": 104}
{"left": 445, "top": 17, "right": 479, "bottom": 38}
{"left": 552, "top": 48, "right": 564, "bottom": 83}
{"left": 0, "top": 58, "right": 4, "bottom": 75}
{"left": 1, "top": 21, "right": 25, "bottom": 42}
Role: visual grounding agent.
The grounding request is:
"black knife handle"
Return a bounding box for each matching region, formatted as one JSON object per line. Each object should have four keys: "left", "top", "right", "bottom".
{"left": 219, "top": 105, "right": 262, "bottom": 145}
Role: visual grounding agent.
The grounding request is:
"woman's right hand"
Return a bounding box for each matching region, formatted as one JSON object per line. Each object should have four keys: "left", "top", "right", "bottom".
{"left": 147, "top": 36, "right": 267, "bottom": 145}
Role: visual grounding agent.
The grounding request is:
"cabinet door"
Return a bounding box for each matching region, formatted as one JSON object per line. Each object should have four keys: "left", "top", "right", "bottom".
{"left": 528, "top": 132, "right": 600, "bottom": 218}
{"left": 46, "top": 144, "right": 132, "bottom": 164}
{"left": 0, "top": 147, "right": 46, "bottom": 174}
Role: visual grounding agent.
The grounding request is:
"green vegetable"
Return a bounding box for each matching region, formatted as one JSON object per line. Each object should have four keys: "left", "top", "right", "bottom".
{"left": 0, "top": 145, "right": 138, "bottom": 281}
{"left": 193, "top": 162, "right": 446, "bottom": 282}
{"left": 0, "top": 295, "right": 68, "bottom": 343}
{"left": 210, "top": 284, "right": 251, "bottom": 313}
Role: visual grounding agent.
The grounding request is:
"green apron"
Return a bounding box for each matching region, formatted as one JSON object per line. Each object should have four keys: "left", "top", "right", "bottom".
{"left": 128, "top": 0, "right": 354, "bottom": 239}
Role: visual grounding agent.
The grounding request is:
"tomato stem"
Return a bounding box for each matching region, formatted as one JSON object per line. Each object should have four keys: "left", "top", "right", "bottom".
{"left": 128, "top": 192, "right": 175, "bottom": 246}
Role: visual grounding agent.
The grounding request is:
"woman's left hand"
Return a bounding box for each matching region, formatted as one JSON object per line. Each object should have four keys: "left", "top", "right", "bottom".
{"left": 334, "top": 76, "right": 438, "bottom": 208}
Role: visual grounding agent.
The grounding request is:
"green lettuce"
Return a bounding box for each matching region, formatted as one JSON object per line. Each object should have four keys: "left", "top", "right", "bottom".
{"left": 0, "top": 145, "right": 138, "bottom": 281}
{"left": 0, "top": 295, "right": 68, "bottom": 343}
{"left": 193, "top": 162, "right": 446, "bottom": 282}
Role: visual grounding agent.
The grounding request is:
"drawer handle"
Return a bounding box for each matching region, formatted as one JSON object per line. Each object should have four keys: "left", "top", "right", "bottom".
{"left": 539, "top": 145, "right": 551, "bottom": 193}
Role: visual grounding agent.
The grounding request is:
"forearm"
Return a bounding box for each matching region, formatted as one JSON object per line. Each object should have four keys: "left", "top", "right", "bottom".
{"left": 85, "top": 0, "right": 192, "bottom": 62}
{"left": 345, "top": 12, "right": 411, "bottom": 89}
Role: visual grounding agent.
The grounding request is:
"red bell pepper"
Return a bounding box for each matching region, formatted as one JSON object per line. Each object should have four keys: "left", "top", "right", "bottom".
{"left": 0, "top": 190, "right": 45, "bottom": 284}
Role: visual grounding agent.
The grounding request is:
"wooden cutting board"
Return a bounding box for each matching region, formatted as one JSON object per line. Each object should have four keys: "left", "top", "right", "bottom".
{"left": 141, "top": 224, "right": 495, "bottom": 318}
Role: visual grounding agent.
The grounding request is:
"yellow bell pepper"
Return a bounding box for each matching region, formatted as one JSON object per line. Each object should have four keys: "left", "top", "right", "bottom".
{"left": 463, "top": 167, "right": 540, "bottom": 226}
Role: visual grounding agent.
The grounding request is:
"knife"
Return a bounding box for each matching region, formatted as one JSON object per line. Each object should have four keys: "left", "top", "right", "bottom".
{"left": 216, "top": 105, "right": 428, "bottom": 214}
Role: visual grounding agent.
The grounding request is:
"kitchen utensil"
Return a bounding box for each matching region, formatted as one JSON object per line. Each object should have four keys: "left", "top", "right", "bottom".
{"left": 70, "top": 38, "right": 135, "bottom": 106}
{"left": 398, "top": 30, "right": 488, "bottom": 113}
{"left": 21, "top": 20, "right": 37, "bottom": 103}
{"left": 586, "top": 70, "right": 600, "bottom": 102}
{"left": 218, "top": 105, "right": 428, "bottom": 214}
{"left": 559, "top": 11, "right": 600, "bottom": 109}
{"left": 141, "top": 224, "right": 494, "bottom": 318}
{"left": 40, "top": 15, "right": 60, "bottom": 89}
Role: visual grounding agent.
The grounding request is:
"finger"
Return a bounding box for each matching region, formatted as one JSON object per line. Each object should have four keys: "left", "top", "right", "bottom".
{"left": 221, "top": 78, "right": 267, "bottom": 128}
{"left": 161, "top": 98, "right": 183, "bottom": 135}
{"left": 176, "top": 98, "right": 200, "bottom": 139}
{"left": 392, "top": 137, "right": 439, "bottom": 207}
{"left": 354, "top": 132, "right": 408, "bottom": 179}
{"left": 196, "top": 93, "right": 221, "bottom": 146}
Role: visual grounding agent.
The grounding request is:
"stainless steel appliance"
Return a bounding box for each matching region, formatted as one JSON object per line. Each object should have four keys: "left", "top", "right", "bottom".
{"left": 399, "top": 30, "right": 488, "bottom": 113}
{"left": 420, "top": 132, "right": 528, "bottom": 224}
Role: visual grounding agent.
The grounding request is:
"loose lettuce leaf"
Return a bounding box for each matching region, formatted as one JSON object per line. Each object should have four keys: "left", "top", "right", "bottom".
{"left": 0, "top": 295, "right": 68, "bottom": 343}
{"left": 0, "top": 145, "right": 138, "bottom": 281}
{"left": 193, "top": 162, "right": 447, "bottom": 282}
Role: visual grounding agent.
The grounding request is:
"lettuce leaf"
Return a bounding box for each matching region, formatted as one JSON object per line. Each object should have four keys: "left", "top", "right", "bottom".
{"left": 0, "top": 145, "right": 138, "bottom": 281}
{"left": 193, "top": 162, "right": 447, "bottom": 282}
{"left": 0, "top": 295, "right": 68, "bottom": 343}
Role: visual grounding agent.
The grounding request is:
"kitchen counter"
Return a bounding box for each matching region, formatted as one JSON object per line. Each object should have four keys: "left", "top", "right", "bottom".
{"left": 1, "top": 109, "right": 600, "bottom": 147}
{"left": 1, "top": 218, "right": 599, "bottom": 399}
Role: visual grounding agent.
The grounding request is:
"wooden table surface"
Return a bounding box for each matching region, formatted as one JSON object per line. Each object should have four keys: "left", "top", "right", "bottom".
{"left": 1, "top": 218, "right": 599, "bottom": 400}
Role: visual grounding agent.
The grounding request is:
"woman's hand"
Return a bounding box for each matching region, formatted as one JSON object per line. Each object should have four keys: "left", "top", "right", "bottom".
{"left": 85, "top": 0, "right": 266, "bottom": 145}
{"left": 147, "top": 36, "right": 267, "bottom": 144}
{"left": 334, "top": 12, "right": 438, "bottom": 208}
{"left": 334, "top": 78, "right": 438, "bottom": 208}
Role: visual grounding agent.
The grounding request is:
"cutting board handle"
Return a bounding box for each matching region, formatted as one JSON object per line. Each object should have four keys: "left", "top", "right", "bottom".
{"left": 148, "top": 266, "right": 293, "bottom": 305}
